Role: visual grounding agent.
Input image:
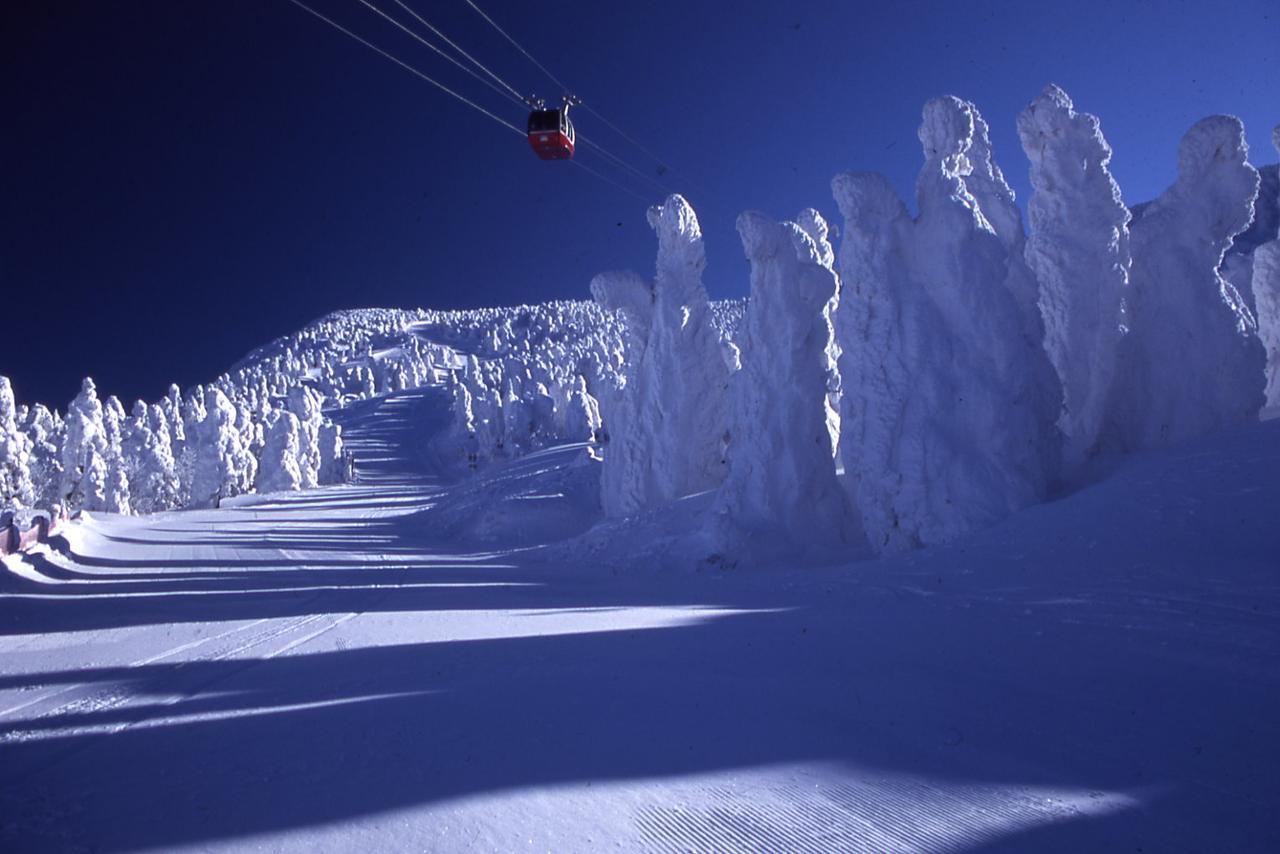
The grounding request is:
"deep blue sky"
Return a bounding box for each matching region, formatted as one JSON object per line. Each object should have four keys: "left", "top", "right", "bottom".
{"left": 3, "top": 0, "right": 1277, "bottom": 408}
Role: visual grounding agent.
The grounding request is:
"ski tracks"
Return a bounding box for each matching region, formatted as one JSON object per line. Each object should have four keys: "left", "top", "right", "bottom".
{"left": 0, "top": 606, "right": 363, "bottom": 777}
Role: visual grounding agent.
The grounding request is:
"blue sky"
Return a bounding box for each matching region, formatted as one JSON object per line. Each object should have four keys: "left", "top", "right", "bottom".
{"left": 3, "top": 0, "right": 1278, "bottom": 406}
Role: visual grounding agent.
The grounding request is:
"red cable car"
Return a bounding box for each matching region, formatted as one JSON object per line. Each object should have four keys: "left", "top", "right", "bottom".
{"left": 526, "top": 97, "right": 576, "bottom": 161}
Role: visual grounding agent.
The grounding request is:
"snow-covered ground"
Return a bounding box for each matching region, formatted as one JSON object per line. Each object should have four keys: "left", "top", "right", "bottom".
{"left": 3, "top": 371, "right": 1278, "bottom": 852}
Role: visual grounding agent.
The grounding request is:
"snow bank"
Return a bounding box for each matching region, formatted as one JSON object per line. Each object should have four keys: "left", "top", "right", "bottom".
{"left": 1017, "top": 84, "right": 1131, "bottom": 472}
{"left": 1109, "top": 116, "right": 1265, "bottom": 449}
{"left": 711, "top": 211, "right": 852, "bottom": 561}
{"left": 833, "top": 96, "right": 1062, "bottom": 554}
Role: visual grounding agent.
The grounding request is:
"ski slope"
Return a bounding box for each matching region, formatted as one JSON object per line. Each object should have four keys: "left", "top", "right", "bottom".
{"left": 2, "top": 376, "right": 1278, "bottom": 852}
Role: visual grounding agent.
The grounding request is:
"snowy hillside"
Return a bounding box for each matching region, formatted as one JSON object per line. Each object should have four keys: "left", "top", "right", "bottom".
{"left": 3, "top": 365, "right": 1278, "bottom": 851}
{"left": 2, "top": 85, "right": 1279, "bottom": 851}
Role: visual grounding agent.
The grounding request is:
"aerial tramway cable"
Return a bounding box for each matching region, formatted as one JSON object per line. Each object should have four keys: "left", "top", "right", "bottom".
{"left": 354, "top": 0, "right": 526, "bottom": 109}
{"left": 286, "top": 0, "right": 524, "bottom": 136}
{"left": 384, "top": 0, "right": 526, "bottom": 104}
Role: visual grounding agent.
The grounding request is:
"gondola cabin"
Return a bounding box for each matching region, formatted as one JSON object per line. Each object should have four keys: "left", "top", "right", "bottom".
{"left": 527, "top": 106, "right": 575, "bottom": 160}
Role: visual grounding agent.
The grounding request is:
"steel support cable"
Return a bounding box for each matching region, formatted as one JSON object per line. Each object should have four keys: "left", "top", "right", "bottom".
{"left": 460, "top": 0, "right": 571, "bottom": 92}
{"left": 386, "top": 0, "right": 525, "bottom": 104}
{"left": 287, "top": 0, "right": 524, "bottom": 134}
{"left": 354, "top": 0, "right": 525, "bottom": 108}
{"left": 579, "top": 136, "right": 674, "bottom": 197}
{"left": 570, "top": 159, "right": 650, "bottom": 203}
{"left": 580, "top": 105, "right": 672, "bottom": 175}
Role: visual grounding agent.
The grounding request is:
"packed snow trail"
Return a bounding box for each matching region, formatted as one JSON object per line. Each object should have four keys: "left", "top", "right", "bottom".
{"left": 1, "top": 380, "right": 1279, "bottom": 851}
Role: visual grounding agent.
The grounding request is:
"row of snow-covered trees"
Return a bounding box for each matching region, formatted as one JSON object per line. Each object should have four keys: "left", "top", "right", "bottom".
{"left": 2, "top": 302, "right": 642, "bottom": 515}
{"left": 1, "top": 375, "right": 346, "bottom": 516}
{"left": 588, "top": 85, "right": 1280, "bottom": 560}
{"left": 0, "top": 309, "right": 437, "bottom": 515}
{"left": 432, "top": 298, "right": 741, "bottom": 469}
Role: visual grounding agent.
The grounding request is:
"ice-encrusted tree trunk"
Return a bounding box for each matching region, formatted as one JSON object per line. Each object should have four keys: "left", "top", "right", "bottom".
{"left": 833, "top": 96, "right": 1062, "bottom": 554}
{"left": 1253, "top": 126, "right": 1280, "bottom": 408}
{"left": 61, "top": 377, "right": 110, "bottom": 512}
{"left": 1109, "top": 116, "right": 1265, "bottom": 450}
{"left": 1017, "top": 84, "right": 1132, "bottom": 473}
{"left": 712, "top": 211, "right": 852, "bottom": 559}
{"left": 0, "top": 377, "right": 35, "bottom": 508}
{"left": 590, "top": 194, "right": 730, "bottom": 517}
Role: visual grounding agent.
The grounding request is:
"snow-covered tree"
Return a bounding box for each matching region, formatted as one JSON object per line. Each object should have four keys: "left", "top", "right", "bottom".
{"left": 591, "top": 270, "right": 657, "bottom": 517}
{"left": 833, "top": 96, "right": 1062, "bottom": 554}
{"left": 0, "top": 377, "right": 35, "bottom": 508}
{"left": 712, "top": 211, "right": 851, "bottom": 560}
{"left": 191, "top": 388, "right": 256, "bottom": 506}
{"left": 1017, "top": 84, "right": 1132, "bottom": 472}
{"left": 61, "top": 378, "right": 110, "bottom": 512}
{"left": 255, "top": 410, "right": 304, "bottom": 493}
{"left": 562, "top": 375, "right": 602, "bottom": 444}
{"left": 317, "top": 421, "right": 345, "bottom": 484}
{"left": 121, "top": 403, "right": 181, "bottom": 514}
{"left": 287, "top": 385, "right": 325, "bottom": 488}
{"left": 21, "top": 404, "right": 63, "bottom": 510}
{"left": 794, "top": 208, "right": 842, "bottom": 455}
{"left": 590, "top": 195, "right": 730, "bottom": 517}
{"left": 1253, "top": 126, "right": 1280, "bottom": 408}
{"left": 1109, "top": 115, "right": 1265, "bottom": 450}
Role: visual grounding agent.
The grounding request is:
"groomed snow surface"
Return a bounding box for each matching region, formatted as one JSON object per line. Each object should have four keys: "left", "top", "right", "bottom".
{"left": 3, "top": 373, "right": 1278, "bottom": 852}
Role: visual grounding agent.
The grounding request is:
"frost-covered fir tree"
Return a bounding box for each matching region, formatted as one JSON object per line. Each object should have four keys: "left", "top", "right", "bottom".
{"left": 712, "top": 211, "right": 852, "bottom": 561}
{"left": 1109, "top": 116, "right": 1265, "bottom": 450}
{"left": 100, "top": 396, "right": 132, "bottom": 514}
{"left": 590, "top": 195, "right": 730, "bottom": 517}
{"left": 317, "top": 421, "right": 345, "bottom": 484}
{"left": 1018, "top": 84, "right": 1132, "bottom": 473}
{"left": 191, "top": 388, "right": 256, "bottom": 506}
{"left": 121, "top": 402, "right": 181, "bottom": 514}
{"left": 1252, "top": 126, "right": 1280, "bottom": 408}
{"left": 255, "top": 410, "right": 304, "bottom": 493}
{"left": 21, "top": 404, "right": 63, "bottom": 510}
{"left": 61, "top": 378, "right": 110, "bottom": 512}
{"left": 562, "top": 375, "right": 602, "bottom": 444}
{"left": 591, "top": 270, "right": 656, "bottom": 517}
{"left": 833, "top": 97, "right": 1063, "bottom": 554}
{"left": 287, "top": 386, "right": 325, "bottom": 488}
{"left": 794, "top": 208, "right": 843, "bottom": 456}
{"left": 0, "top": 377, "right": 35, "bottom": 508}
